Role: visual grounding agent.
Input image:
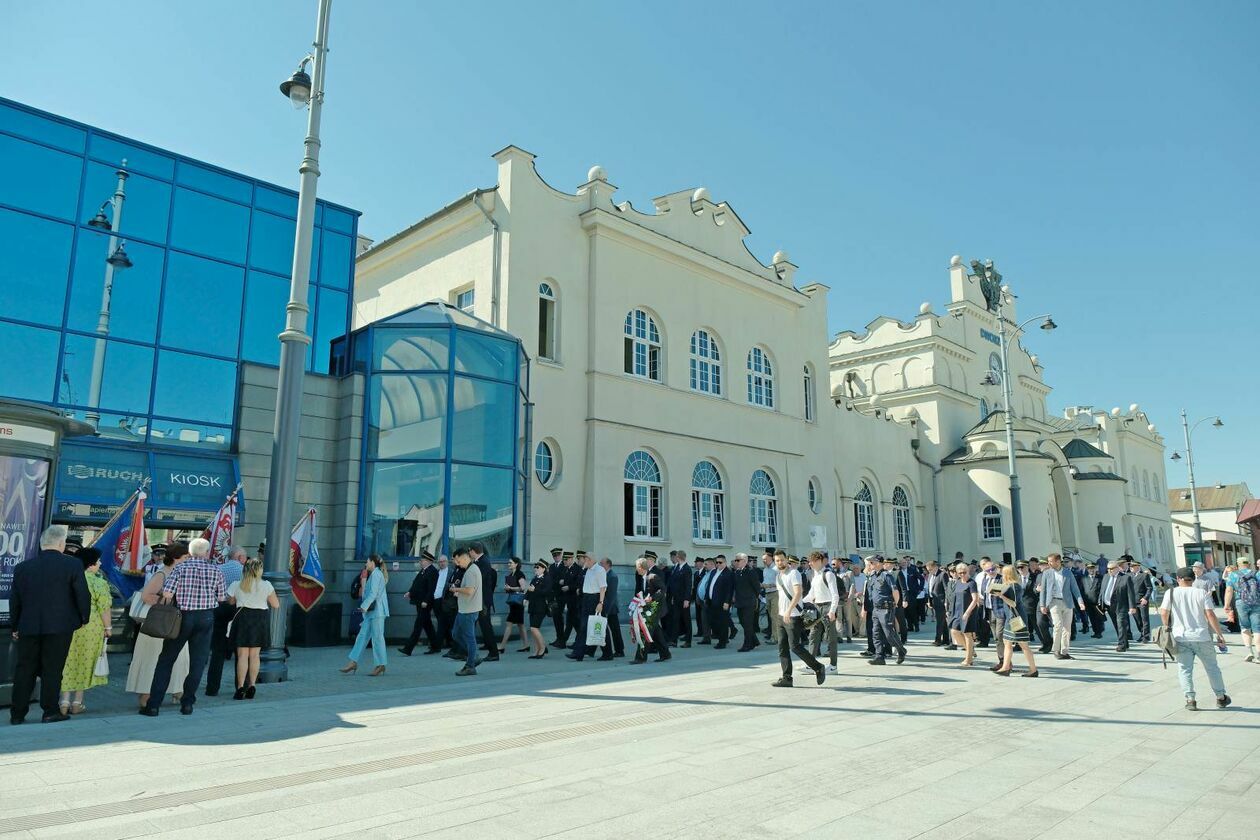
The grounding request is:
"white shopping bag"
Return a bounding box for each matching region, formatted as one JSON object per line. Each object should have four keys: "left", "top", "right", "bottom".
{"left": 585, "top": 615, "right": 607, "bottom": 647}
{"left": 93, "top": 649, "right": 110, "bottom": 678}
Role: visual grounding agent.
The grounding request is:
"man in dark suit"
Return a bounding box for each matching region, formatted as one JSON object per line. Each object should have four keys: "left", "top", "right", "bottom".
{"left": 896, "top": 557, "right": 921, "bottom": 639}
{"left": 691, "top": 558, "right": 707, "bottom": 643}
{"left": 1017, "top": 559, "right": 1049, "bottom": 651}
{"left": 707, "top": 556, "right": 735, "bottom": 649}
{"left": 665, "top": 550, "right": 691, "bottom": 647}
{"left": 599, "top": 559, "right": 624, "bottom": 658}
{"left": 732, "top": 553, "right": 761, "bottom": 651}
{"left": 564, "top": 551, "right": 585, "bottom": 648}
{"left": 9, "top": 525, "right": 90, "bottom": 725}
{"left": 1100, "top": 559, "right": 1136, "bottom": 651}
{"left": 469, "top": 542, "right": 499, "bottom": 662}
{"left": 544, "top": 547, "right": 566, "bottom": 646}
{"left": 1081, "top": 562, "right": 1106, "bottom": 637}
{"left": 1128, "top": 559, "right": 1153, "bottom": 642}
{"left": 398, "top": 551, "right": 439, "bottom": 656}
{"left": 923, "top": 560, "right": 948, "bottom": 645}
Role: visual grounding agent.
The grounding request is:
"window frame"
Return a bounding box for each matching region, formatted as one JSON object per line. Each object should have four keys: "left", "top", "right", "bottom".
{"left": 454, "top": 287, "right": 475, "bottom": 314}
{"left": 803, "top": 364, "right": 816, "bottom": 422}
{"left": 624, "top": 449, "right": 663, "bottom": 539}
{"left": 854, "top": 482, "right": 877, "bottom": 550}
{"left": 690, "top": 460, "right": 726, "bottom": 543}
{"left": 534, "top": 439, "right": 556, "bottom": 488}
{"left": 807, "top": 477, "right": 821, "bottom": 515}
{"left": 623, "top": 308, "right": 662, "bottom": 382}
{"left": 981, "top": 504, "right": 1004, "bottom": 541}
{"left": 537, "top": 282, "right": 557, "bottom": 362}
{"left": 749, "top": 469, "right": 779, "bottom": 546}
{"left": 688, "top": 329, "right": 723, "bottom": 396}
{"left": 892, "top": 485, "right": 913, "bottom": 552}
{"left": 746, "top": 346, "right": 775, "bottom": 409}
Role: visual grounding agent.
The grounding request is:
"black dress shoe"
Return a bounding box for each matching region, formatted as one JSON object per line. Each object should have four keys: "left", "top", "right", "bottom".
{"left": 1091, "top": 632, "right": 1103, "bottom": 638}
{"left": 597, "top": 655, "right": 615, "bottom": 662}
{"left": 9, "top": 718, "right": 24, "bottom": 725}
{"left": 715, "top": 643, "right": 728, "bottom": 649}
{"left": 179, "top": 706, "right": 194, "bottom": 716}
{"left": 772, "top": 677, "right": 794, "bottom": 688}
{"left": 737, "top": 646, "right": 752, "bottom": 653}
{"left": 868, "top": 658, "right": 887, "bottom": 666}
{"left": 1038, "top": 648, "right": 1052, "bottom": 655}
{"left": 42, "top": 712, "right": 71, "bottom": 723}
{"left": 1055, "top": 654, "right": 1074, "bottom": 660}
{"left": 896, "top": 652, "right": 905, "bottom": 665}
{"left": 204, "top": 690, "right": 218, "bottom": 697}
{"left": 944, "top": 644, "right": 958, "bottom": 651}
{"left": 1115, "top": 645, "right": 1129, "bottom": 652}
{"left": 614, "top": 652, "right": 625, "bottom": 658}
{"left": 138, "top": 708, "right": 159, "bottom": 717}
{"left": 397, "top": 648, "right": 413, "bottom": 656}
{"left": 859, "top": 651, "right": 874, "bottom": 658}
{"left": 681, "top": 641, "right": 691, "bottom": 648}
{"left": 484, "top": 655, "right": 500, "bottom": 662}
{"left": 698, "top": 639, "right": 712, "bottom": 645}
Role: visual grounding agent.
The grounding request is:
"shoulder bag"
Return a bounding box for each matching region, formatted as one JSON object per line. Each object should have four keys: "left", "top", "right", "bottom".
{"left": 140, "top": 599, "right": 182, "bottom": 640}
{"left": 1153, "top": 589, "right": 1178, "bottom": 668}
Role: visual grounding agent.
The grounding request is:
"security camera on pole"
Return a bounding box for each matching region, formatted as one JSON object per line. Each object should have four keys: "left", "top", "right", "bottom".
{"left": 259, "top": 0, "right": 333, "bottom": 684}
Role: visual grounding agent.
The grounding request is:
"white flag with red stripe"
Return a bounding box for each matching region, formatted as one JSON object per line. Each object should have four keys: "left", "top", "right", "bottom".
{"left": 201, "top": 485, "right": 241, "bottom": 563}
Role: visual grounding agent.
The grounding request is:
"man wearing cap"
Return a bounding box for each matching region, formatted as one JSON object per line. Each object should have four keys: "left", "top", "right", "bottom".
{"left": 1161, "top": 566, "right": 1231, "bottom": 711}
{"left": 398, "top": 551, "right": 439, "bottom": 657}
{"left": 544, "top": 548, "right": 566, "bottom": 646}
{"left": 550, "top": 551, "right": 577, "bottom": 648}
{"left": 1101, "top": 558, "right": 1137, "bottom": 651}
{"left": 1081, "top": 562, "right": 1106, "bottom": 638}
{"left": 564, "top": 551, "right": 586, "bottom": 651}
{"left": 863, "top": 555, "right": 906, "bottom": 666}
{"left": 568, "top": 552, "right": 607, "bottom": 662}
{"left": 1039, "top": 553, "right": 1086, "bottom": 660}
{"left": 666, "top": 550, "right": 692, "bottom": 648}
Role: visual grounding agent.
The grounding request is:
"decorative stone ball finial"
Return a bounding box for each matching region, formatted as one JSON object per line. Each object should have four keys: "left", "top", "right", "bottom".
{"left": 691, "top": 187, "right": 711, "bottom": 204}
{"left": 1030, "top": 354, "right": 1039, "bottom": 366}
{"left": 587, "top": 165, "right": 607, "bottom": 182}
{"left": 1147, "top": 423, "right": 1157, "bottom": 433}
{"left": 772, "top": 250, "right": 789, "bottom": 265}
{"left": 950, "top": 255, "right": 962, "bottom": 267}
{"left": 1128, "top": 403, "right": 1140, "bottom": 414}
{"left": 918, "top": 302, "right": 931, "bottom": 315}
{"left": 1110, "top": 407, "right": 1122, "bottom": 418}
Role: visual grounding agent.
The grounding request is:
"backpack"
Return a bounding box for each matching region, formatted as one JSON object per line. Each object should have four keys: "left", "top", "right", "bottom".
{"left": 1237, "top": 574, "right": 1260, "bottom": 608}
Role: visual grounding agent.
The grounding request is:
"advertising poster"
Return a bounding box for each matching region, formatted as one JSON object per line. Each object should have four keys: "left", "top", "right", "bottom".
{"left": 0, "top": 455, "right": 50, "bottom": 626}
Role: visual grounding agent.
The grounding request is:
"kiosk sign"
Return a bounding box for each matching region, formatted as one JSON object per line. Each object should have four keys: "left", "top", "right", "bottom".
{"left": 0, "top": 455, "right": 50, "bottom": 626}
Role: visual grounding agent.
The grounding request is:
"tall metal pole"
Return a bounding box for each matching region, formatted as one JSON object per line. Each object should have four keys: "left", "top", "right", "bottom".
{"left": 259, "top": 0, "right": 332, "bottom": 683}
{"left": 84, "top": 164, "right": 129, "bottom": 429}
{"left": 1181, "top": 409, "right": 1203, "bottom": 544}
{"left": 996, "top": 294, "right": 1024, "bottom": 562}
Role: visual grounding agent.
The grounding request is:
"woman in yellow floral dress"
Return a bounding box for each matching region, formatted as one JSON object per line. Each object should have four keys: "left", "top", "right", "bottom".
{"left": 59, "top": 547, "right": 114, "bottom": 715}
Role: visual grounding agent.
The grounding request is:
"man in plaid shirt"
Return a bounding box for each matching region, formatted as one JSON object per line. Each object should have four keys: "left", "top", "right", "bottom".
{"left": 141, "top": 538, "right": 226, "bottom": 717}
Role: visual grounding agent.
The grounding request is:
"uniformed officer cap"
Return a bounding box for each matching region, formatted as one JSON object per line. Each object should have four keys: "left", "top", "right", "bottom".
{"left": 575, "top": 550, "right": 589, "bottom": 559}
{"left": 644, "top": 550, "right": 658, "bottom": 560}
{"left": 534, "top": 559, "right": 549, "bottom": 569}
{"left": 562, "top": 551, "right": 575, "bottom": 560}
{"left": 550, "top": 547, "right": 563, "bottom": 555}
{"left": 421, "top": 550, "right": 436, "bottom": 561}
{"left": 1015, "top": 560, "right": 1028, "bottom": 568}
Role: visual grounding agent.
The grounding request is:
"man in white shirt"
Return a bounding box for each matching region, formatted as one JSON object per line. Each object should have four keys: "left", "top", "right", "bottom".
{"left": 772, "top": 552, "right": 825, "bottom": 688}
{"left": 761, "top": 552, "right": 779, "bottom": 643}
{"left": 429, "top": 555, "right": 453, "bottom": 654}
{"left": 805, "top": 552, "right": 841, "bottom": 672}
{"left": 1160, "top": 566, "right": 1231, "bottom": 711}
{"left": 695, "top": 559, "right": 716, "bottom": 644}
{"left": 569, "top": 553, "right": 608, "bottom": 662}
{"left": 974, "top": 558, "right": 999, "bottom": 652}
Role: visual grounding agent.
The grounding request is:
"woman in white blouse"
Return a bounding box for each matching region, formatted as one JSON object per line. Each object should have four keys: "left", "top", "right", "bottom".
{"left": 225, "top": 558, "right": 279, "bottom": 700}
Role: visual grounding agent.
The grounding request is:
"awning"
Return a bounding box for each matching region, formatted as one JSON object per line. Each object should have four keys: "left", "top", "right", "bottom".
{"left": 54, "top": 442, "right": 242, "bottom": 524}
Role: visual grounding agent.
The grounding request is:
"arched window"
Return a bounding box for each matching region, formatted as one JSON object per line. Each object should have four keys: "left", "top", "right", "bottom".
{"left": 1158, "top": 528, "right": 1169, "bottom": 562}
{"left": 689, "top": 329, "right": 722, "bottom": 395}
{"left": 534, "top": 440, "right": 555, "bottom": 487}
{"left": 979, "top": 398, "right": 989, "bottom": 420}
{"left": 1138, "top": 526, "right": 1148, "bottom": 560}
{"left": 538, "top": 282, "right": 557, "bottom": 361}
{"left": 893, "top": 486, "right": 912, "bottom": 551}
{"left": 981, "top": 504, "right": 1003, "bottom": 541}
{"left": 1148, "top": 526, "right": 1158, "bottom": 560}
{"left": 624, "top": 309, "right": 661, "bottom": 381}
{"left": 802, "top": 365, "right": 816, "bottom": 422}
{"left": 807, "top": 477, "right": 821, "bottom": 514}
{"left": 749, "top": 469, "right": 778, "bottom": 545}
{"left": 624, "top": 450, "right": 662, "bottom": 538}
{"left": 691, "top": 461, "right": 725, "bottom": 542}
{"left": 1130, "top": 468, "right": 1139, "bottom": 495}
{"left": 1143, "top": 471, "right": 1152, "bottom": 500}
{"left": 854, "top": 482, "right": 877, "bottom": 550}
{"left": 1153, "top": 474, "right": 1162, "bottom": 500}
{"left": 746, "top": 347, "right": 775, "bottom": 408}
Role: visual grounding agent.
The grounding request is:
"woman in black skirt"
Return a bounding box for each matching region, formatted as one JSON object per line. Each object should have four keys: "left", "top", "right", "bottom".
{"left": 499, "top": 557, "right": 528, "bottom": 653}
{"left": 994, "top": 564, "right": 1039, "bottom": 677}
{"left": 525, "top": 559, "right": 552, "bottom": 658}
{"left": 949, "top": 563, "right": 982, "bottom": 666}
{"left": 226, "top": 558, "right": 279, "bottom": 699}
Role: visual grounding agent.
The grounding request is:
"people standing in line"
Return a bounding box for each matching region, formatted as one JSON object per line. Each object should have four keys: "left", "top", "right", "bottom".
{"left": 630, "top": 557, "right": 672, "bottom": 664}
{"left": 1082, "top": 562, "right": 1106, "bottom": 638}
{"left": 1224, "top": 558, "right": 1260, "bottom": 662}
{"left": 450, "top": 548, "right": 483, "bottom": 676}
{"left": 1016, "top": 559, "right": 1047, "bottom": 652}
{"left": 525, "top": 559, "right": 552, "bottom": 659}
{"left": 56, "top": 547, "right": 112, "bottom": 716}
{"left": 565, "top": 551, "right": 585, "bottom": 649}
{"left": 1039, "top": 553, "right": 1086, "bottom": 661}
{"left": 544, "top": 547, "right": 566, "bottom": 647}
{"left": 1100, "top": 559, "right": 1136, "bottom": 652}
{"left": 667, "top": 550, "right": 693, "bottom": 648}
{"left": 205, "top": 545, "right": 246, "bottom": 697}
{"left": 865, "top": 556, "right": 907, "bottom": 667}
{"left": 500, "top": 557, "right": 528, "bottom": 653}
{"left": 950, "top": 562, "right": 981, "bottom": 666}
{"left": 1161, "top": 566, "right": 1232, "bottom": 711}
{"left": 398, "top": 551, "right": 438, "bottom": 657}
{"left": 469, "top": 542, "right": 499, "bottom": 662}
{"left": 733, "top": 553, "right": 762, "bottom": 651}
{"left": 341, "top": 554, "right": 390, "bottom": 677}
{"left": 429, "top": 554, "right": 455, "bottom": 655}
{"left": 600, "top": 558, "right": 625, "bottom": 659}
{"left": 141, "top": 537, "right": 226, "bottom": 717}
{"left": 771, "top": 552, "right": 826, "bottom": 688}
{"left": 993, "top": 564, "right": 1039, "bottom": 677}
{"left": 805, "top": 551, "right": 841, "bottom": 673}
{"left": 225, "top": 557, "right": 278, "bottom": 699}
{"left": 859, "top": 557, "right": 882, "bottom": 658}
{"left": 126, "top": 542, "right": 190, "bottom": 710}
{"left": 569, "top": 552, "right": 609, "bottom": 662}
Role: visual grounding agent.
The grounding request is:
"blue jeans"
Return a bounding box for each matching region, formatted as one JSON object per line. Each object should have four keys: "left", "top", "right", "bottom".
{"left": 1237, "top": 603, "right": 1260, "bottom": 634}
{"left": 349, "top": 612, "right": 387, "bottom": 667}
{"left": 454, "top": 612, "right": 478, "bottom": 668}
{"left": 147, "top": 608, "right": 215, "bottom": 712}
{"left": 1174, "top": 640, "right": 1226, "bottom": 700}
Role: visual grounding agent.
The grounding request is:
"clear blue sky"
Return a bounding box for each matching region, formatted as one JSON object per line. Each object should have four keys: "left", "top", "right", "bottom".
{"left": 4, "top": 1, "right": 1256, "bottom": 492}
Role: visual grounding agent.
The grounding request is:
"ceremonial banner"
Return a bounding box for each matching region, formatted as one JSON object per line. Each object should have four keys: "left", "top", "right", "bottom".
{"left": 289, "top": 507, "right": 326, "bottom": 611}
{"left": 201, "top": 485, "right": 241, "bottom": 562}
{"left": 0, "top": 455, "right": 50, "bottom": 626}
{"left": 91, "top": 486, "right": 150, "bottom": 601}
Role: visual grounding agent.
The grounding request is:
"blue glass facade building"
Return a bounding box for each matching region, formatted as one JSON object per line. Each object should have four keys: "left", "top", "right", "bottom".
{"left": 0, "top": 97, "right": 360, "bottom": 524}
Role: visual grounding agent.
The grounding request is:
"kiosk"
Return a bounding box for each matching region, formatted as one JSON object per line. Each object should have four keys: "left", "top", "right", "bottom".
{"left": 0, "top": 398, "right": 93, "bottom": 707}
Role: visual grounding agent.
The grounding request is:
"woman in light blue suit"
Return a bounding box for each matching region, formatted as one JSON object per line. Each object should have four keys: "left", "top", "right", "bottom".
{"left": 341, "top": 555, "right": 390, "bottom": 676}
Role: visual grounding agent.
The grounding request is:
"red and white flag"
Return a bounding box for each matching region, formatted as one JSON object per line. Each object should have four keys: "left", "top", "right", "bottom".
{"left": 201, "top": 485, "right": 241, "bottom": 563}
{"left": 289, "top": 507, "right": 326, "bottom": 611}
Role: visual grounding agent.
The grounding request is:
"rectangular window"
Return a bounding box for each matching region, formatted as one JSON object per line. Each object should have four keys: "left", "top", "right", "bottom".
{"left": 0, "top": 207, "right": 74, "bottom": 328}
{"left": 0, "top": 133, "right": 82, "bottom": 220}
{"left": 80, "top": 162, "right": 173, "bottom": 245}
{"left": 804, "top": 375, "right": 815, "bottom": 422}
{"left": 455, "top": 288, "right": 475, "bottom": 313}
{"left": 169, "top": 187, "right": 249, "bottom": 263}
{"left": 538, "top": 298, "right": 555, "bottom": 360}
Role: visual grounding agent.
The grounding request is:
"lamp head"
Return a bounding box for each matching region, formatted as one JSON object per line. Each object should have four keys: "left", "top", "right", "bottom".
{"left": 106, "top": 242, "right": 133, "bottom": 270}
{"left": 1170, "top": 451, "right": 1181, "bottom": 461}
{"left": 1040, "top": 316, "right": 1057, "bottom": 331}
{"left": 87, "top": 207, "right": 112, "bottom": 230}
{"left": 280, "top": 66, "right": 313, "bottom": 108}
{"left": 1213, "top": 417, "right": 1224, "bottom": 428}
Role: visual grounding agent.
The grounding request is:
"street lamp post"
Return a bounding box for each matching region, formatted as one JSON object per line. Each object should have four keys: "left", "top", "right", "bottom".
{"left": 1171, "top": 410, "right": 1224, "bottom": 545}
{"left": 976, "top": 263, "right": 1056, "bottom": 563}
{"left": 84, "top": 164, "right": 133, "bottom": 429}
{"left": 258, "top": 0, "right": 332, "bottom": 684}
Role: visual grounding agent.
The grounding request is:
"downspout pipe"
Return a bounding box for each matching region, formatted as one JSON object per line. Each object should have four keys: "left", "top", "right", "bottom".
{"left": 473, "top": 192, "right": 502, "bottom": 328}
{"left": 913, "top": 441, "right": 943, "bottom": 564}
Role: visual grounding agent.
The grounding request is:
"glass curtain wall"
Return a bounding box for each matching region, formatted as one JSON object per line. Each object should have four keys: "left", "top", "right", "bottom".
{"left": 354, "top": 305, "right": 529, "bottom": 562}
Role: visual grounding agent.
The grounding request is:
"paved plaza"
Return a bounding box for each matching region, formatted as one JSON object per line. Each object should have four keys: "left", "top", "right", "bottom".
{"left": 2, "top": 627, "right": 1259, "bottom": 840}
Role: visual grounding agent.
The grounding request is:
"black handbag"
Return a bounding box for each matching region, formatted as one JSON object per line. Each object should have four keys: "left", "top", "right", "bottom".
{"left": 140, "top": 600, "right": 182, "bottom": 640}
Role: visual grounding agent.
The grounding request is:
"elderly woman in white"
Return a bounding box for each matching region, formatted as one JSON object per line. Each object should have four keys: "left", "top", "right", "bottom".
{"left": 340, "top": 554, "right": 390, "bottom": 676}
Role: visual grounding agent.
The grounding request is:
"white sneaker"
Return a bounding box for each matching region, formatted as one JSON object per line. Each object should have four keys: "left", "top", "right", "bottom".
{"left": 826, "top": 664, "right": 838, "bottom": 674}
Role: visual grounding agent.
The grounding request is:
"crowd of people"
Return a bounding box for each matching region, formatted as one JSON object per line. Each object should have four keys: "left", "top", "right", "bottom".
{"left": 8, "top": 525, "right": 273, "bottom": 724}
{"left": 9, "top": 524, "right": 1248, "bottom": 724}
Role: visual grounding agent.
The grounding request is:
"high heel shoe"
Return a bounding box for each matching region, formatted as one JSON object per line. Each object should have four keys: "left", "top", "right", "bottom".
{"left": 517, "top": 647, "right": 530, "bottom": 653}
{"left": 339, "top": 662, "right": 357, "bottom": 674}
{"left": 368, "top": 665, "right": 386, "bottom": 676}
{"left": 245, "top": 684, "right": 256, "bottom": 699}
{"left": 232, "top": 687, "right": 247, "bottom": 700}
{"left": 993, "top": 669, "right": 1011, "bottom": 677}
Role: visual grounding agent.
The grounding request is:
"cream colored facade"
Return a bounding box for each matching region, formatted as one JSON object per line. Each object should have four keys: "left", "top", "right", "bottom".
{"left": 354, "top": 147, "right": 1173, "bottom": 569}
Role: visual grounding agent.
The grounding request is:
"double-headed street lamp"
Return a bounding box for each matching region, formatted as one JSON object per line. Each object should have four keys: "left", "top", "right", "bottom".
{"left": 975, "top": 261, "right": 1057, "bottom": 563}
{"left": 1170, "top": 411, "right": 1224, "bottom": 544}
{"left": 83, "top": 164, "right": 133, "bottom": 429}
{"left": 259, "top": 0, "right": 333, "bottom": 684}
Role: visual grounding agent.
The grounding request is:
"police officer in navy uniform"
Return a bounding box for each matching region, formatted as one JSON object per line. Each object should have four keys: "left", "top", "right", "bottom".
{"left": 546, "top": 549, "right": 568, "bottom": 647}
{"left": 864, "top": 555, "right": 906, "bottom": 666}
